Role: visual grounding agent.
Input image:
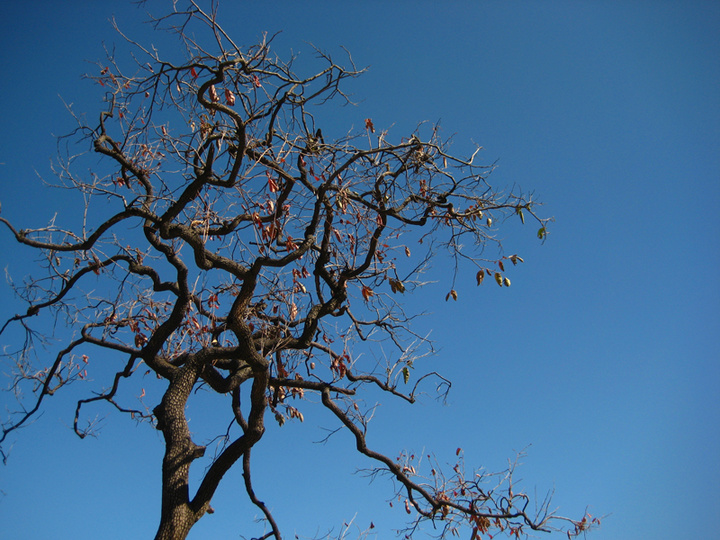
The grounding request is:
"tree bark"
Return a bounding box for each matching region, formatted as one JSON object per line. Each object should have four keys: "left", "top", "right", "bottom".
{"left": 153, "top": 362, "right": 206, "bottom": 540}
{"left": 155, "top": 503, "right": 195, "bottom": 540}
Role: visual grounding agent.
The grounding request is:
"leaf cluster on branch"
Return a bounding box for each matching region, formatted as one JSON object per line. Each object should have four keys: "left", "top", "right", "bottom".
{"left": 0, "top": 2, "right": 592, "bottom": 539}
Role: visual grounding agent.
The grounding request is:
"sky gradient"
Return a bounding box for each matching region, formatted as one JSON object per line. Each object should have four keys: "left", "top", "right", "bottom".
{"left": 1, "top": 1, "right": 718, "bottom": 539}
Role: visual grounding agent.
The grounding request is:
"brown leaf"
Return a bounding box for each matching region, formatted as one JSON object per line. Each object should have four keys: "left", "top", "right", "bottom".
{"left": 208, "top": 85, "right": 219, "bottom": 103}
{"left": 389, "top": 278, "right": 405, "bottom": 294}
{"left": 224, "top": 88, "right": 235, "bottom": 106}
{"left": 361, "top": 285, "right": 374, "bottom": 301}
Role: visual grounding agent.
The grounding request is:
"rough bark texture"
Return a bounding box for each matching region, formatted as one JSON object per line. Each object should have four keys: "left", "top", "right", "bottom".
{"left": 154, "top": 363, "right": 205, "bottom": 539}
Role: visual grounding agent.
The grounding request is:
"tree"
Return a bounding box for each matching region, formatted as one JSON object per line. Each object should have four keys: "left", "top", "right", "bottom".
{"left": 0, "top": 2, "right": 593, "bottom": 539}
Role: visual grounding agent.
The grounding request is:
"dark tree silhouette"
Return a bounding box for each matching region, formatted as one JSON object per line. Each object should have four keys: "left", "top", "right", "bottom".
{"left": 0, "top": 2, "right": 595, "bottom": 539}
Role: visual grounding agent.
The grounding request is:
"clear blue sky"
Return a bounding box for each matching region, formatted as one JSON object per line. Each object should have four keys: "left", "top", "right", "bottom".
{"left": 1, "top": 1, "right": 718, "bottom": 539}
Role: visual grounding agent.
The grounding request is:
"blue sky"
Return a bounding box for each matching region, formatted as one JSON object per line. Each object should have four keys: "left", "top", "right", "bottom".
{"left": 1, "top": 1, "right": 718, "bottom": 539}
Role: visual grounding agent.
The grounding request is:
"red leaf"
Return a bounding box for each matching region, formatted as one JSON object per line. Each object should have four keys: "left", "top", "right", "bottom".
{"left": 365, "top": 118, "right": 375, "bottom": 133}
{"left": 190, "top": 67, "right": 198, "bottom": 79}
{"left": 253, "top": 74, "right": 262, "bottom": 87}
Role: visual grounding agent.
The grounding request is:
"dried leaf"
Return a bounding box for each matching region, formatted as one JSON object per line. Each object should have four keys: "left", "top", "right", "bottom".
{"left": 208, "top": 85, "right": 219, "bottom": 103}
{"left": 134, "top": 333, "right": 147, "bottom": 348}
{"left": 361, "top": 285, "right": 374, "bottom": 301}
{"left": 365, "top": 118, "right": 375, "bottom": 133}
{"left": 224, "top": 88, "right": 235, "bottom": 106}
{"left": 494, "top": 272, "right": 503, "bottom": 286}
{"left": 476, "top": 270, "right": 484, "bottom": 285}
{"left": 91, "top": 254, "right": 101, "bottom": 275}
{"left": 389, "top": 278, "right": 405, "bottom": 294}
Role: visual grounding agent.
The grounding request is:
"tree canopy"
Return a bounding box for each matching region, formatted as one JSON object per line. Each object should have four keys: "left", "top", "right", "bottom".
{"left": 0, "top": 3, "right": 593, "bottom": 539}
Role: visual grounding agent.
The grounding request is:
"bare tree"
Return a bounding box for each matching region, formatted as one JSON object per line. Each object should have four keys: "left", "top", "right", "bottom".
{"left": 0, "top": 3, "right": 595, "bottom": 539}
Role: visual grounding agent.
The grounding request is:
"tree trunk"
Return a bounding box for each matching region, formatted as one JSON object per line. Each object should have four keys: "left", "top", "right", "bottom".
{"left": 153, "top": 435, "right": 207, "bottom": 540}
{"left": 154, "top": 503, "right": 195, "bottom": 540}
{"left": 153, "top": 363, "right": 206, "bottom": 540}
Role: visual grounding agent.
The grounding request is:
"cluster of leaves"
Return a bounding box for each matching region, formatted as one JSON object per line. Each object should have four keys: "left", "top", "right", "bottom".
{"left": 380, "top": 449, "right": 597, "bottom": 540}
